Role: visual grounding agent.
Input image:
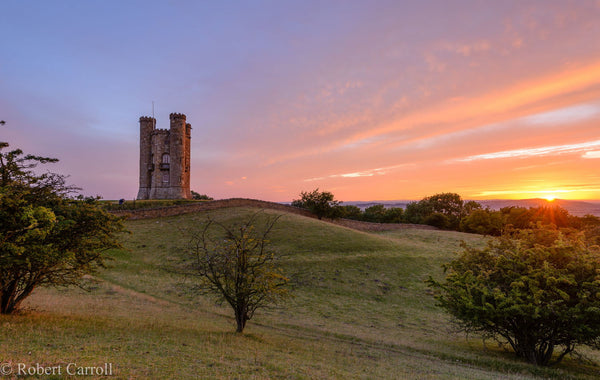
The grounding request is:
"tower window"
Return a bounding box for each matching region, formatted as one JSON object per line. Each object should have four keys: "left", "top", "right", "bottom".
{"left": 162, "top": 173, "right": 169, "bottom": 184}
{"left": 162, "top": 154, "right": 170, "bottom": 164}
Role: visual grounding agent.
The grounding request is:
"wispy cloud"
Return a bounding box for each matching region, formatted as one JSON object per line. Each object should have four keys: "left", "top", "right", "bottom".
{"left": 521, "top": 103, "right": 600, "bottom": 125}
{"left": 304, "top": 164, "right": 413, "bottom": 182}
{"left": 455, "top": 139, "right": 600, "bottom": 162}
{"left": 325, "top": 61, "right": 600, "bottom": 156}
{"left": 583, "top": 151, "right": 600, "bottom": 159}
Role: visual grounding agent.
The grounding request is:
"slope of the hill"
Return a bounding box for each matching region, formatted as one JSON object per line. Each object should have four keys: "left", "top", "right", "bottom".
{"left": 2, "top": 207, "right": 599, "bottom": 379}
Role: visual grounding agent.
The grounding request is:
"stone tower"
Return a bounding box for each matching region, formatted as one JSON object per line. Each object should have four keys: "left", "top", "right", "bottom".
{"left": 137, "top": 113, "right": 192, "bottom": 200}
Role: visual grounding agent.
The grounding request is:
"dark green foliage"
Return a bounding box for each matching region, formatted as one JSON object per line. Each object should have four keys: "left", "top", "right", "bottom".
{"left": 429, "top": 227, "right": 600, "bottom": 366}
{"left": 334, "top": 204, "right": 362, "bottom": 220}
{"left": 585, "top": 226, "right": 600, "bottom": 246}
{"left": 423, "top": 212, "right": 450, "bottom": 230}
{"left": 424, "top": 212, "right": 450, "bottom": 229}
{"left": 424, "top": 193, "right": 463, "bottom": 223}
{"left": 0, "top": 142, "right": 124, "bottom": 314}
{"left": 404, "top": 193, "right": 469, "bottom": 229}
{"left": 403, "top": 199, "right": 434, "bottom": 224}
{"left": 425, "top": 193, "right": 464, "bottom": 229}
{"left": 383, "top": 207, "right": 404, "bottom": 223}
{"left": 462, "top": 200, "right": 483, "bottom": 216}
{"left": 358, "top": 204, "right": 404, "bottom": 223}
{"left": 362, "top": 204, "right": 388, "bottom": 223}
{"left": 460, "top": 208, "right": 503, "bottom": 236}
{"left": 292, "top": 188, "right": 340, "bottom": 219}
{"left": 191, "top": 191, "right": 213, "bottom": 200}
{"left": 186, "top": 212, "right": 290, "bottom": 333}
{"left": 297, "top": 190, "right": 598, "bottom": 239}
{"left": 500, "top": 206, "right": 571, "bottom": 229}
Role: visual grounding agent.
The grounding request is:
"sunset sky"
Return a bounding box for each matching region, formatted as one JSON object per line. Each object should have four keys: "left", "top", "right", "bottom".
{"left": 1, "top": 1, "right": 600, "bottom": 202}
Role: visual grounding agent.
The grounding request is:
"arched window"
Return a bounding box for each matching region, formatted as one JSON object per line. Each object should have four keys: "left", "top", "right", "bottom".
{"left": 162, "top": 154, "right": 170, "bottom": 164}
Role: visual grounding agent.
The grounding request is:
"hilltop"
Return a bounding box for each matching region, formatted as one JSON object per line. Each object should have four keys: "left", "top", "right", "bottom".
{"left": 2, "top": 206, "right": 599, "bottom": 378}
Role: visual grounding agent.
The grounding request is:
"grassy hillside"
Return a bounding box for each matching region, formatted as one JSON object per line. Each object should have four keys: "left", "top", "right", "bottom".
{"left": 2, "top": 207, "right": 600, "bottom": 379}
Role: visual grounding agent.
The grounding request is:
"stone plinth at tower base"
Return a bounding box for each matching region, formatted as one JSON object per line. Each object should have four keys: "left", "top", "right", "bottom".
{"left": 137, "top": 113, "right": 192, "bottom": 200}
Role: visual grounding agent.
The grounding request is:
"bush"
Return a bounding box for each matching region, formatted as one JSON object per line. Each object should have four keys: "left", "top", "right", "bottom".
{"left": 428, "top": 228, "right": 600, "bottom": 365}
{"left": 424, "top": 212, "right": 450, "bottom": 229}
{"left": 334, "top": 205, "right": 362, "bottom": 220}
{"left": 362, "top": 204, "right": 387, "bottom": 223}
{"left": 191, "top": 191, "right": 213, "bottom": 200}
{"left": 460, "top": 208, "right": 503, "bottom": 236}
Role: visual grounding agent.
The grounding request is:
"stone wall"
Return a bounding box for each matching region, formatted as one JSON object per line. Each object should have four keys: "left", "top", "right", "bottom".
{"left": 110, "top": 198, "right": 312, "bottom": 220}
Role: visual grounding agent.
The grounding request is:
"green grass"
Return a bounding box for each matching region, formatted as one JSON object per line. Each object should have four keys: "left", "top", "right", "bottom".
{"left": 2, "top": 207, "right": 600, "bottom": 379}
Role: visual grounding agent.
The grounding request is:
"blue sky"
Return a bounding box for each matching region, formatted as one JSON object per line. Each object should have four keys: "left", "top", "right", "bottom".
{"left": 2, "top": 0, "right": 600, "bottom": 201}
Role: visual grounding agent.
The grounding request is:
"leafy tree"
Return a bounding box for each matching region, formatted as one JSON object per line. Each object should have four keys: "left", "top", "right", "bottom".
{"left": 403, "top": 200, "right": 433, "bottom": 224}
{"left": 428, "top": 228, "right": 600, "bottom": 366}
{"left": 424, "top": 193, "right": 465, "bottom": 229}
{"left": 362, "top": 204, "right": 387, "bottom": 223}
{"left": 500, "top": 206, "right": 533, "bottom": 229}
{"left": 186, "top": 212, "right": 289, "bottom": 333}
{"left": 383, "top": 207, "right": 403, "bottom": 223}
{"left": 423, "top": 212, "right": 450, "bottom": 229}
{"left": 191, "top": 190, "right": 213, "bottom": 200}
{"left": 334, "top": 204, "right": 362, "bottom": 220}
{"left": 291, "top": 188, "right": 340, "bottom": 219}
{"left": 501, "top": 206, "right": 571, "bottom": 230}
{"left": 462, "top": 200, "right": 482, "bottom": 217}
{"left": 403, "top": 193, "right": 478, "bottom": 229}
{"left": 460, "top": 208, "right": 503, "bottom": 236}
{"left": 0, "top": 139, "right": 124, "bottom": 314}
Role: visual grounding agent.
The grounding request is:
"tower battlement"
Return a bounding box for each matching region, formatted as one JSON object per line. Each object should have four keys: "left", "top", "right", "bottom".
{"left": 136, "top": 112, "right": 192, "bottom": 200}
{"left": 170, "top": 112, "right": 186, "bottom": 120}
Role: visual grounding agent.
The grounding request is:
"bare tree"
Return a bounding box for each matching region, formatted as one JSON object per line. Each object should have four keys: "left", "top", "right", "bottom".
{"left": 187, "top": 212, "right": 289, "bottom": 333}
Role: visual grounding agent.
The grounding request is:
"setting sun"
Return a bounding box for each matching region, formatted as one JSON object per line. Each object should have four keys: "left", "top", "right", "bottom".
{"left": 538, "top": 189, "right": 570, "bottom": 202}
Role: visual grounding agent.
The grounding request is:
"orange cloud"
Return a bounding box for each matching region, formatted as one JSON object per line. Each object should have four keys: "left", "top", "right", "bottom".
{"left": 335, "top": 60, "right": 600, "bottom": 152}
{"left": 455, "top": 139, "right": 600, "bottom": 162}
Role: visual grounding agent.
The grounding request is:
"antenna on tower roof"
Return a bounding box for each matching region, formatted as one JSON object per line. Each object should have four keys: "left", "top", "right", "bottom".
{"left": 152, "top": 101, "right": 156, "bottom": 129}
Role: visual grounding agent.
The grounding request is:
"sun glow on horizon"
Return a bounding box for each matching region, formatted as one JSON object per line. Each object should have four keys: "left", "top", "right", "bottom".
{"left": 537, "top": 189, "right": 572, "bottom": 202}
{"left": 475, "top": 188, "right": 585, "bottom": 201}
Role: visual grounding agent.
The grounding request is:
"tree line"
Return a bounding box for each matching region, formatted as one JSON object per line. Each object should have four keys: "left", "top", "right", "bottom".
{"left": 292, "top": 189, "right": 600, "bottom": 240}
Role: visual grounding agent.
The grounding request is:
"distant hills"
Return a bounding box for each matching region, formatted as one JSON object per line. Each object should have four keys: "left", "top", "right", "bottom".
{"left": 343, "top": 199, "right": 600, "bottom": 217}
{"left": 478, "top": 199, "right": 600, "bottom": 217}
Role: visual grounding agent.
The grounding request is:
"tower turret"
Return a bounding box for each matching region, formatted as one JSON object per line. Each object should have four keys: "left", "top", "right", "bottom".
{"left": 136, "top": 116, "right": 155, "bottom": 200}
{"left": 167, "top": 113, "right": 192, "bottom": 199}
